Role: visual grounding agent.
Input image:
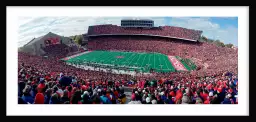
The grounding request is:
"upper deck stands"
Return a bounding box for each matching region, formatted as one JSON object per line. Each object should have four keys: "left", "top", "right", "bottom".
{"left": 87, "top": 25, "right": 203, "bottom": 42}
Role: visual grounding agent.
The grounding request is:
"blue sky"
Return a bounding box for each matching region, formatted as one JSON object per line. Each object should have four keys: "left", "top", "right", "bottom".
{"left": 18, "top": 17, "right": 238, "bottom": 47}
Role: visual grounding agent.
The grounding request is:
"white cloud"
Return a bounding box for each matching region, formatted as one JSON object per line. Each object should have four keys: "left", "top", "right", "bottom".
{"left": 18, "top": 17, "right": 166, "bottom": 47}
{"left": 171, "top": 17, "right": 220, "bottom": 31}
{"left": 18, "top": 17, "right": 237, "bottom": 47}
{"left": 170, "top": 17, "right": 238, "bottom": 46}
{"left": 18, "top": 17, "right": 38, "bottom": 27}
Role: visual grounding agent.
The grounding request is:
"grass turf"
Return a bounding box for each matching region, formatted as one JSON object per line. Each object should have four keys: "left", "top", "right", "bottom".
{"left": 65, "top": 50, "right": 177, "bottom": 73}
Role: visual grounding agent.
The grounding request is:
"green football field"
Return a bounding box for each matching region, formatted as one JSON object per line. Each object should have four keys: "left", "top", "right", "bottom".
{"left": 64, "top": 50, "right": 195, "bottom": 73}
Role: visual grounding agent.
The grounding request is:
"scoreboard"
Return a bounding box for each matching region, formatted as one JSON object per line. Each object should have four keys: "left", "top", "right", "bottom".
{"left": 44, "top": 37, "right": 60, "bottom": 46}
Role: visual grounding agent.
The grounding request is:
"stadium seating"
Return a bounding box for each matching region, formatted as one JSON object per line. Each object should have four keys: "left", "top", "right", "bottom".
{"left": 88, "top": 36, "right": 237, "bottom": 75}
{"left": 18, "top": 25, "right": 238, "bottom": 104}
{"left": 88, "top": 25, "right": 202, "bottom": 41}
{"left": 18, "top": 51, "right": 238, "bottom": 104}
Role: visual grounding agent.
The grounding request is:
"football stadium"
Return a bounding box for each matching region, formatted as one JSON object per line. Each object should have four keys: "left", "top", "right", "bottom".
{"left": 18, "top": 19, "right": 238, "bottom": 104}
{"left": 62, "top": 50, "right": 196, "bottom": 73}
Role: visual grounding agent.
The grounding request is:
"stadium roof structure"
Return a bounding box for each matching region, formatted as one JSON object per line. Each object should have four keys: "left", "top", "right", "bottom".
{"left": 19, "top": 32, "right": 72, "bottom": 55}
{"left": 23, "top": 32, "right": 71, "bottom": 46}
{"left": 24, "top": 35, "right": 45, "bottom": 47}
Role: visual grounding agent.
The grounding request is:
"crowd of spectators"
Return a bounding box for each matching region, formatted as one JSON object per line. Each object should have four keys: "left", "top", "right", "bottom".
{"left": 18, "top": 28, "right": 238, "bottom": 104}
{"left": 42, "top": 44, "right": 70, "bottom": 59}
{"left": 42, "top": 44, "right": 84, "bottom": 59}
{"left": 18, "top": 51, "right": 238, "bottom": 104}
{"left": 88, "top": 36, "right": 238, "bottom": 76}
{"left": 18, "top": 52, "right": 135, "bottom": 104}
{"left": 128, "top": 71, "right": 238, "bottom": 104}
{"left": 88, "top": 25, "right": 202, "bottom": 41}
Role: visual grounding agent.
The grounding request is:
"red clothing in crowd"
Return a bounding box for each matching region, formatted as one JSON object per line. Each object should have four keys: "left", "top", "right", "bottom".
{"left": 169, "top": 91, "right": 175, "bottom": 97}
{"left": 68, "top": 91, "right": 72, "bottom": 99}
{"left": 175, "top": 90, "right": 183, "bottom": 103}
{"left": 114, "top": 91, "right": 119, "bottom": 98}
{"left": 201, "top": 93, "right": 208, "bottom": 101}
{"left": 34, "top": 93, "right": 44, "bottom": 104}
{"left": 204, "top": 99, "right": 210, "bottom": 104}
{"left": 37, "top": 83, "right": 45, "bottom": 93}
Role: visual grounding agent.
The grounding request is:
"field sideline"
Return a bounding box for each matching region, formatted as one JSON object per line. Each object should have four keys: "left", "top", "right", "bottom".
{"left": 63, "top": 50, "right": 195, "bottom": 73}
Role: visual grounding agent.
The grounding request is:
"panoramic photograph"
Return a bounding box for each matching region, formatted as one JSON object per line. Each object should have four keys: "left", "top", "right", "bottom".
{"left": 17, "top": 17, "right": 238, "bottom": 104}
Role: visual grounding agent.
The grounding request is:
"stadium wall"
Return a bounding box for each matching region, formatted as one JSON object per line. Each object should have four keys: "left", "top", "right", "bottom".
{"left": 20, "top": 32, "right": 72, "bottom": 55}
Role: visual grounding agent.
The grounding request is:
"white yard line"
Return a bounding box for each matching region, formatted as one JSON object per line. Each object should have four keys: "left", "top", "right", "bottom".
{"left": 134, "top": 53, "right": 142, "bottom": 68}
{"left": 162, "top": 55, "right": 170, "bottom": 71}
{"left": 117, "top": 52, "right": 133, "bottom": 66}
{"left": 141, "top": 54, "right": 147, "bottom": 67}
{"left": 100, "top": 52, "right": 117, "bottom": 64}
{"left": 154, "top": 53, "right": 155, "bottom": 69}
{"left": 148, "top": 54, "right": 152, "bottom": 69}
{"left": 127, "top": 53, "right": 138, "bottom": 67}
{"left": 157, "top": 54, "right": 164, "bottom": 71}
{"left": 90, "top": 51, "right": 106, "bottom": 62}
